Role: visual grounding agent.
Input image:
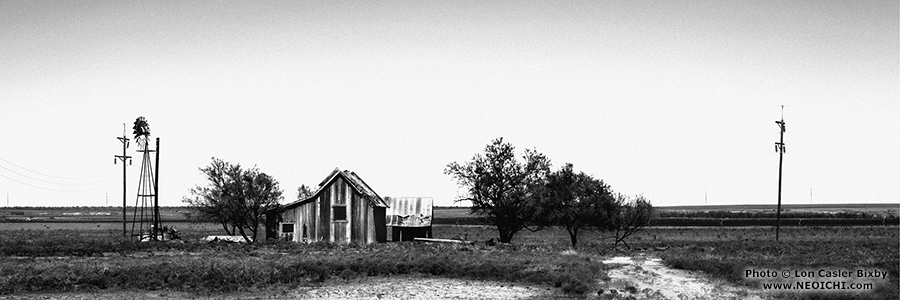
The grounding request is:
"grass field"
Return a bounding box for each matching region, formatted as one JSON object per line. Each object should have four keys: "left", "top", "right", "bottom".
{"left": 0, "top": 205, "right": 897, "bottom": 299}
{"left": 436, "top": 225, "right": 899, "bottom": 300}
{"left": 0, "top": 227, "right": 605, "bottom": 296}
{"left": 3, "top": 203, "right": 896, "bottom": 222}
{"left": 658, "top": 203, "right": 899, "bottom": 214}
{"left": 0, "top": 222, "right": 221, "bottom": 241}
{"left": 0, "top": 221, "right": 896, "bottom": 299}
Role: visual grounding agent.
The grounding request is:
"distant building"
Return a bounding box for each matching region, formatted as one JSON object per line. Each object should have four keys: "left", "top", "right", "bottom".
{"left": 273, "top": 168, "right": 387, "bottom": 244}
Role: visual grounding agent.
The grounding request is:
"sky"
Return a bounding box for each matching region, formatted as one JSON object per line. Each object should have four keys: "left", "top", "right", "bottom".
{"left": 1, "top": 0, "right": 897, "bottom": 208}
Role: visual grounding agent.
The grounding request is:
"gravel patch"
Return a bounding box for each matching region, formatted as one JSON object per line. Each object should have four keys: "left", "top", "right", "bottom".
{"left": 600, "top": 255, "right": 769, "bottom": 300}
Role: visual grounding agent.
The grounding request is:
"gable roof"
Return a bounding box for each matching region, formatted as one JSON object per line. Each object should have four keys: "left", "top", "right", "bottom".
{"left": 281, "top": 168, "right": 387, "bottom": 211}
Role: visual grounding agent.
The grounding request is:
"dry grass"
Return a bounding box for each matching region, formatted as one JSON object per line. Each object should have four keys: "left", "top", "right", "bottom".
{"left": 436, "top": 225, "right": 899, "bottom": 300}
{"left": 0, "top": 229, "right": 605, "bottom": 295}
{"left": 0, "top": 223, "right": 895, "bottom": 299}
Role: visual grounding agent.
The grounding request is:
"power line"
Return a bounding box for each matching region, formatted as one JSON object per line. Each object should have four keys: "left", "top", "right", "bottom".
{"left": 0, "top": 173, "right": 107, "bottom": 192}
{"left": 777, "top": 104, "right": 896, "bottom": 108}
{"left": 0, "top": 157, "right": 110, "bottom": 180}
{"left": 0, "top": 164, "right": 111, "bottom": 186}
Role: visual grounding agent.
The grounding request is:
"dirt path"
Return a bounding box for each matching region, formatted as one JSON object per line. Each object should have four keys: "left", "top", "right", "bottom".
{"left": 292, "top": 276, "right": 555, "bottom": 299}
{"left": 2, "top": 277, "right": 556, "bottom": 300}
{"left": 599, "top": 255, "right": 769, "bottom": 300}
{"left": 293, "top": 254, "right": 772, "bottom": 300}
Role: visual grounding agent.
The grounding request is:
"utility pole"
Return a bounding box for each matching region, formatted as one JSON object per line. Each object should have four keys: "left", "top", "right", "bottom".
{"left": 775, "top": 106, "right": 786, "bottom": 241}
{"left": 153, "top": 137, "right": 160, "bottom": 236}
{"left": 114, "top": 124, "right": 132, "bottom": 239}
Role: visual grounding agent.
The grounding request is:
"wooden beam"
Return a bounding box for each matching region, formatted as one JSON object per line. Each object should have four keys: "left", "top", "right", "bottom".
{"left": 413, "top": 237, "right": 474, "bottom": 244}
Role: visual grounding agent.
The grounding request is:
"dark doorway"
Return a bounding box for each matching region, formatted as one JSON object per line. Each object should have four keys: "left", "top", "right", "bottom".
{"left": 391, "top": 226, "right": 432, "bottom": 241}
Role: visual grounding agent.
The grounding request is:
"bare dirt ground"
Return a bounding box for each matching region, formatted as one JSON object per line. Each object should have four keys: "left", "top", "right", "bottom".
{"left": 599, "top": 255, "right": 769, "bottom": 300}
{"left": 291, "top": 276, "right": 556, "bottom": 300}
{"left": 1, "top": 254, "right": 768, "bottom": 300}
{"left": 0, "top": 277, "right": 557, "bottom": 300}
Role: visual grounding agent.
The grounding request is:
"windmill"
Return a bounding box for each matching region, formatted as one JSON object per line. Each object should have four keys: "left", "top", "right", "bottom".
{"left": 130, "top": 116, "right": 163, "bottom": 241}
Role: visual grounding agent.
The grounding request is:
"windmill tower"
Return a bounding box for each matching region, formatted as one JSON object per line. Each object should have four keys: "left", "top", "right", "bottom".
{"left": 130, "top": 117, "right": 162, "bottom": 241}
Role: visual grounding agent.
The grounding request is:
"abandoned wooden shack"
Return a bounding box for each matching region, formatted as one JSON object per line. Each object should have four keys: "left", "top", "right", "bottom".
{"left": 274, "top": 168, "right": 387, "bottom": 244}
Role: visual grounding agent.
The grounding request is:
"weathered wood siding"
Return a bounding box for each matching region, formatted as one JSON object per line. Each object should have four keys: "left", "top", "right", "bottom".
{"left": 309, "top": 198, "right": 317, "bottom": 241}
{"left": 280, "top": 196, "right": 315, "bottom": 242}
{"left": 299, "top": 200, "right": 317, "bottom": 242}
{"left": 282, "top": 208, "right": 296, "bottom": 223}
{"left": 332, "top": 177, "right": 349, "bottom": 243}
{"left": 279, "top": 172, "right": 386, "bottom": 245}
{"left": 366, "top": 197, "right": 376, "bottom": 243}
{"left": 318, "top": 182, "right": 330, "bottom": 240}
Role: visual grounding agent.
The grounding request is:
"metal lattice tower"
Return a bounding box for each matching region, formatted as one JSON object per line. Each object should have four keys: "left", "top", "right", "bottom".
{"left": 130, "top": 117, "right": 162, "bottom": 241}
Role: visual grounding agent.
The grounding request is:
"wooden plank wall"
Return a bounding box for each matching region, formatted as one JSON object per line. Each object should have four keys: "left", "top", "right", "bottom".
{"left": 349, "top": 189, "right": 377, "bottom": 244}
{"left": 280, "top": 173, "right": 386, "bottom": 245}
{"left": 302, "top": 201, "right": 316, "bottom": 242}
{"left": 282, "top": 208, "right": 296, "bottom": 223}
{"left": 366, "top": 201, "right": 375, "bottom": 244}
{"left": 333, "top": 177, "right": 349, "bottom": 244}
{"left": 318, "top": 181, "right": 330, "bottom": 241}
{"left": 309, "top": 199, "right": 317, "bottom": 241}
{"left": 350, "top": 190, "right": 360, "bottom": 243}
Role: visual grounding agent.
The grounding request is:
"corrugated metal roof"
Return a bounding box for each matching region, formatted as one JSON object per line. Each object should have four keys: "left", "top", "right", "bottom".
{"left": 342, "top": 170, "right": 388, "bottom": 208}
{"left": 280, "top": 168, "right": 387, "bottom": 210}
{"left": 386, "top": 197, "right": 433, "bottom": 227}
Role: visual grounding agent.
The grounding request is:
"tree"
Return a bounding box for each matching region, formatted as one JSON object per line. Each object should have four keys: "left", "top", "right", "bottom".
{"left": 297, "top": 184, "right": 314, "bottom": 201}
{"left": 183, "top": 158, "right": 283, "bottom": 243}
{"left": 533, "top": 163, "right": 617, "bottom": 249}
{"left": 445, "top": 137, "right": 550, "bottom": 243}
{"left": 183, "top": 158, "right": 240, "bottom": 236}
{"left": 610, "top": 194, "right": 654, "bottom": 249}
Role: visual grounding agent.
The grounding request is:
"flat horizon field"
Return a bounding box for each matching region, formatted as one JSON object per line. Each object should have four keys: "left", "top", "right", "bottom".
{"left": 1, "top": 203, "right": 897, "bottom": 222}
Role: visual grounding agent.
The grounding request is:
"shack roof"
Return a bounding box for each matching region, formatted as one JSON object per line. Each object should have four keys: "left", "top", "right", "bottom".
{"left": 281, "top": 168, "right": 387, "bottom": 211}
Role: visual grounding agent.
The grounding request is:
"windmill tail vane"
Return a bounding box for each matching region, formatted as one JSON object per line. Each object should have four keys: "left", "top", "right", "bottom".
{"left": 133, "top": 116, "right": 151, "bottom": 150}
{"left": 133, "top": 116, "right": 150, "bottom": 138}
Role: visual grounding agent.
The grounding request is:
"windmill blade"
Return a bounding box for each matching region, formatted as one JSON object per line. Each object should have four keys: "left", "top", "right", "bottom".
{"left": 133, "top": 116, "right": 151, "bottom": 137}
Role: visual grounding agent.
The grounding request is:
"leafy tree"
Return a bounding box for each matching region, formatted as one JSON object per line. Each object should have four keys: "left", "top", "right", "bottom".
{"left": 533, "top": 163, "right": 617, "bottom": 248}
{"left": 445, "top": 138, "right": 550, "bottom": 243}
{"left": 183, "top": 158, "right": 283, "bottom": 243}
{"left": 610, "top": 194, "right": 654, "bottom": 249}
{"left": 297, "top": 184, "right": 314, "bottom": 201}
{"left": 183, "top": 158, "right": 240, "bottom": 235}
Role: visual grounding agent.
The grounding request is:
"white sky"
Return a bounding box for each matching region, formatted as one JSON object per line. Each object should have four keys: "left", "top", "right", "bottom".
{"left": 1, "top": 0, "right": 897, "bottom": 207}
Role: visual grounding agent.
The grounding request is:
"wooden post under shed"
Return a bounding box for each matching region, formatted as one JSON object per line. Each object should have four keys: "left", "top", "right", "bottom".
{"left": 386, "top": 197, "right": 433, "bottom": 241}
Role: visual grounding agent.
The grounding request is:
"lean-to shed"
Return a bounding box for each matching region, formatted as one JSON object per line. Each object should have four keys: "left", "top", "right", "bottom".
{"left": 385, "top": 197, "right": 433, "bottom": 241}
{"left": 276, "top": 168, "right": 387, "bottom": 244}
